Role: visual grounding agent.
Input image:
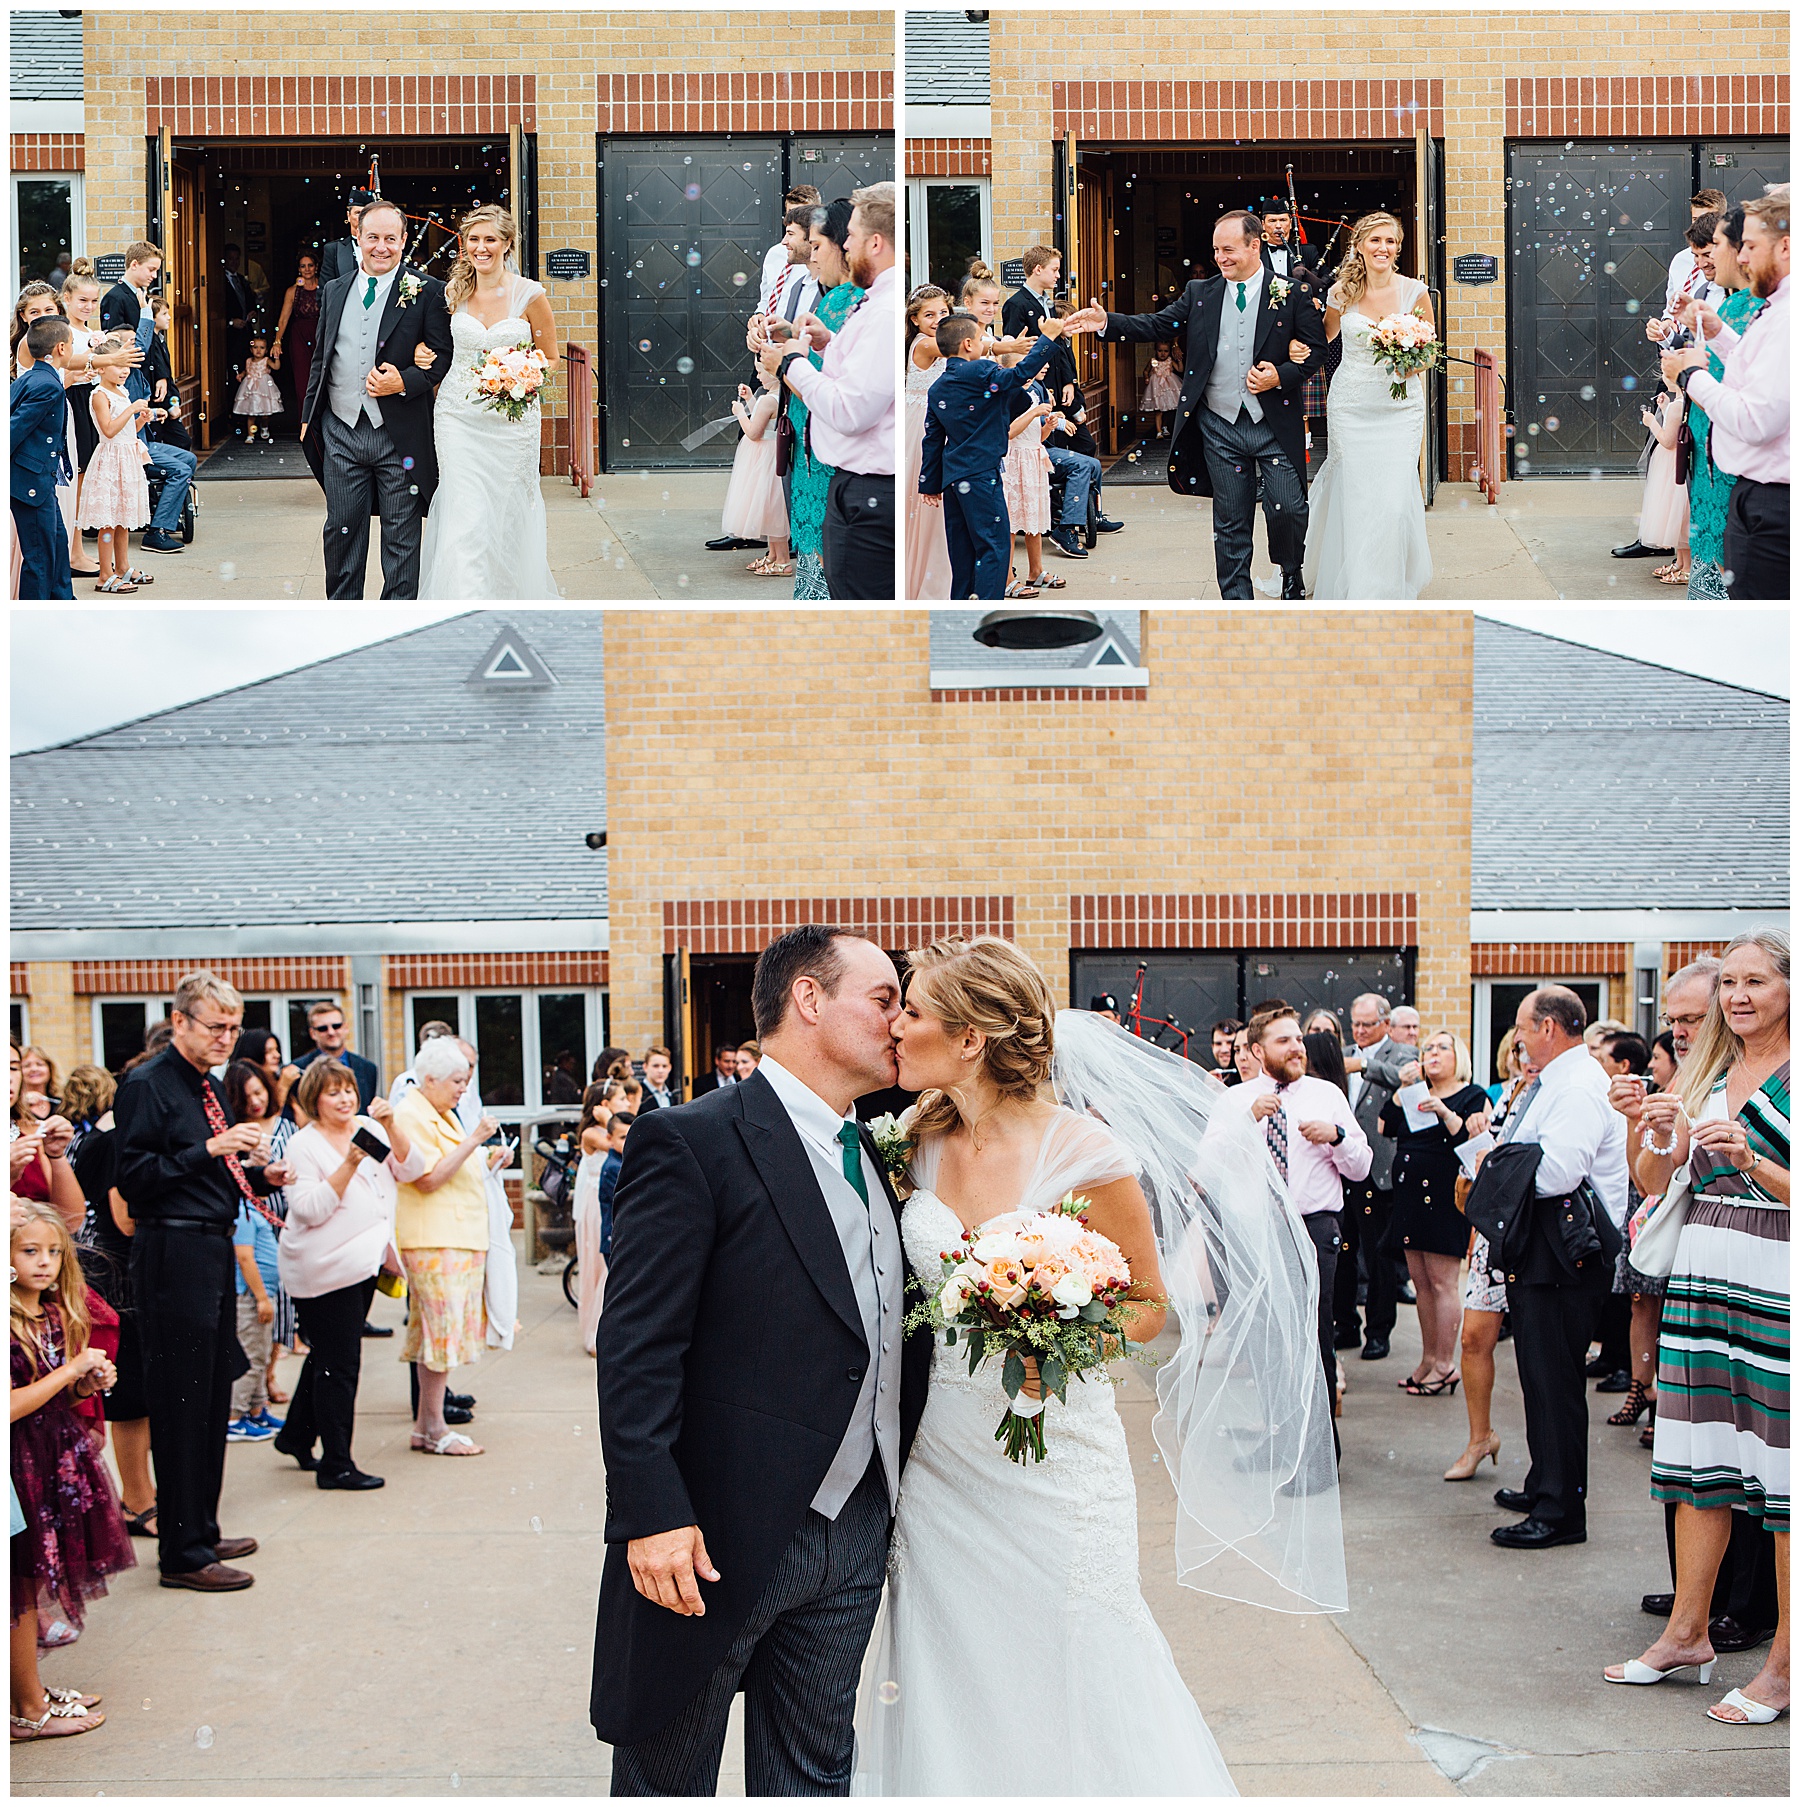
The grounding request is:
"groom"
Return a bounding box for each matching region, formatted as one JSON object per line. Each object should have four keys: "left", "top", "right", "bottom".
{"left": 1069, "top": 209, "right": 1325, "bottom": 598}
{"left": 592, "top": 925, "right": 931, "bottom": 1795}
{"left": 299, "top": 196, "right": 453, "bottom": 599}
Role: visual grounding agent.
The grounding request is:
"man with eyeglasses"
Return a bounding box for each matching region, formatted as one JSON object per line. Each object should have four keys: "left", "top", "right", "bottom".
{"left": 291, "top": 998, "right": 380, "bottom": 1110}
{"left": 114, "top": 970, "right": 295, "bottom": 1593}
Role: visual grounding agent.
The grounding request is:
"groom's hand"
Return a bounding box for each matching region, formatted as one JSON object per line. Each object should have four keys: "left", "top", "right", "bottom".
{"left": 1246, "top": 361, "right": 1281, "bottom": 395}
{"left": 366, "top": 361, "right": 406, "bottom": 398}
{"left": 629, "top": 1525, "right": 721, "bottom": 1615}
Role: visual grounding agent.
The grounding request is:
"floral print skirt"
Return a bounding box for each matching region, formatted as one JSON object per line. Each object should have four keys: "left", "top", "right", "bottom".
{"left": 400, "top": 1246, "right": 488, "bottom": 1373}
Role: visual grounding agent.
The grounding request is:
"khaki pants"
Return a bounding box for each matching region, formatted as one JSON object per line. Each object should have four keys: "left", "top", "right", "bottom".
{"left": 231, "top": 1292, "right": 273, "bottom": 1419}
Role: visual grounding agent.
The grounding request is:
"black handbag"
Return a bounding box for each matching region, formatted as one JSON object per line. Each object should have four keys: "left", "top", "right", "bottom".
{"left": 1675, "top": 406, "right": 1694, "bottom": 488}
{"left": 774, "top": 402, "right": 796, "bottom": 479}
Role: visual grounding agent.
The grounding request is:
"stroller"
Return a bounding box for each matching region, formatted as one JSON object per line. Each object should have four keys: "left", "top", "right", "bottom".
{"left": 530, "top": 1131, "right": 583, "bottom": 1307}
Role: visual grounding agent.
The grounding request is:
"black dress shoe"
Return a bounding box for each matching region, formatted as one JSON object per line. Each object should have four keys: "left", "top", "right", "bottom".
{"left": 1595, "top": 1369, "right": 1633, "bottom": 1393}
{"left": 1610, "top": 539, "right": 1665, "bottom": 558}
{"left": 444, "top": 1403, "right": 474, "bottom": 1425}
{"left": 361, "top": 1320, "right": 395, "bottom": 1338}
{"left": 1396, "top": 1283, "right": 1417, "bottom": 1304}
{"left": 1710, "top": 1613, "right": 1776, "bottom": 1653}
{"left": 446, "top": 1391, "right": 476, "bottom": 1411}
{"left": 704, "top": 534, "right": 765, "bottom": 552}
{"left": 1494, "top": 1487, "right": 1533, "bottom": 1513}
{"left": 1279, "top": 570, "right": 1306, "bottom": 600}
{"left": 1334, "top": 1327, "right": 1363, "bottom": 1350}
{"left": 317, "top": 1468, "right": 385, "bottom": 1491}
{"left": 1092, "top": 515, "right": 1125, "bottom": 532}
{"left": 273, "top": 1438, "right": 319, "bottom": 1471}
{"left": 1491, "top": 1516, "right": 1586, "bottom": 1549}
{"left": 1641, "top": 1592, "right": 1675, "bottom": 1616}
{"left": 1360, "top": 1337, "right": 1390, "bottom": 1361}
{"left": 1585, "top": 1354, "right": 1614, "bottom": 1377}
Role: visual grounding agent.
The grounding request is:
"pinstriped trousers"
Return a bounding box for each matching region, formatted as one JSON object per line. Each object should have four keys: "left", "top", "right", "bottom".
{"left": 609, "top": 1459, "right": 890, "bottom": 1797}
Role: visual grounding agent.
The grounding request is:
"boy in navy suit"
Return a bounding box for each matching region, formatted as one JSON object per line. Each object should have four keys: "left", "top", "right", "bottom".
{"left": 920, "top": 310, "right": 1070, "bottom": 599}
{"left": 10, "top": 316, "right": 76, "bottom": 600}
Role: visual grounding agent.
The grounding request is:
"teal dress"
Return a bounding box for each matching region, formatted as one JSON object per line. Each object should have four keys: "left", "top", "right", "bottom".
{"left": 786, "top": 279, "right": 865, "bottom": 599}
{"left": 1686, "top": 285, "right": 1765, "bottom": 599}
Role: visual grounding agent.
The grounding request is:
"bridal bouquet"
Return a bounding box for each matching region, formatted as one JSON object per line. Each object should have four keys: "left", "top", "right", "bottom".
{"left": 472, "top": 339, "right": 552, "bottom": 422}
{"left": 906, "top": 1194, "right": 1138, "bottom": 1463}
{"left": 1368, "top": 311, "right": 1442, "bottom": 400}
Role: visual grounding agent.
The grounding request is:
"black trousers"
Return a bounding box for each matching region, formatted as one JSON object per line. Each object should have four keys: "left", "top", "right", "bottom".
{"left": 130, "top": 1225, "right": 243, "bottom": 1575}
{"left": 821, "top": 468, "right": 895, "bottom": 599}
{"left": 1510, "top": 1278, "right": 1605, "bottom": 1530}
{"left": 1197, "top": 406, "right": 1308, "bottom": 598}
{"left": 1303, "top": 1210, "right": 1343, "bottom": 1462}
{"left": 281, "top": 1276, "right": 377, "bottom": 1478}
{"left": 319, "top": 409, "right": 423, "bottom": 600}
{"left": 1723, "top": 477, "right": 1789, "bottom": 601}
{"left": 1595, "top": 1289, "right": 1632, "bottom": 1374}
{"left": 609, "top": 1458, "right": 890, "bottom": 1796}
{"left": 1339, "top": 1181, "right": 1398, "bottom": 1340}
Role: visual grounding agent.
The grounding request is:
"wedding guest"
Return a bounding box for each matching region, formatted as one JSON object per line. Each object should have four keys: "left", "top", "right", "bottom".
{"left": 720, "top": 377, "right": 790, "bottom": 578}
{"left": 1665, "top": 189, "right": 1729, "bottom": 316}
{"left": 1607, "top": 931, "right": 1788, "bottom": 1724}
{"left": 272, "top": 251, "right": 324, "bottom": 420}
{"left": 1041, "top": 301, "right": 1112, "bottom": 552}
{"left": 319, "top": 189, "right": 374, "bottom": 285}
{"left": 1636, "top": 379, "right": 1691, "bottom": 586}
{"left": 1303, "top": 1030, "right": 1351, "bottom": 1101}
{"left": 572, "top": 1111, "right": 610, "bottom": 1356}
{"left": 769, "top": 185, "right": 896, "bottom": 600}
{"left": 1142, "top": 340, "right": 1181, "bottom": 438}
{"left": 1000, "top": 351, "right": 1057, "bottom": 594}
{"left": 274, "top": 1061, "right": 422, "bottom": 1488}
{"left": 734, "top": 1042, "right": 762, "bottom": 1080}
{"left": 225, "top": 1173, "right": 283, "bottom": 1443}
{"left": 1339, "top": 993, "right": 1409, "bottom": 1361}
{"left": 224, "top": 1058, "right": 298, "bottom": 1399}
{"left": 639, "top": 1047, "right": 675, "bottom": 1113}
{"left": 691, "top": 1045, "right": 738, "bottom": 1097}
{"left": 1683, "top": 207, "right": 1760, "bottom": 600}
{"left": 757, "top": 185, "right": 821, "bottom": 316}
{"left": 1650, "top": 1030, "right": 1679, "bottom": 1090}
{"left": 905, "top": 285, "right": 953, "bottom": 599}
{"left": 19, "top": 1047, "right": 59, "bottom": 1123}
{"left": 1381, "top": 1031, "right": 1488, "bottom": 1395}
{"left": 291, "top": 1000, "right": 378, "bottom": 1110}
{"left": 1664, "top": 187, "right": 1789, "bottom": 598}
{"left": 1231, "top": 1028, "right": 1261, "bottom": 1083}
{"left": 231, "top": 333, "right": 282, "bottom": 442}
{"left": 10, "top": 314, "right": 76, "bottom": 600}
{"left": 231, "top": 1027, "right": 298, "bottom": 1117}
{"left": 1210, "top": 1019, "right": 1244, "bottom": 1082}
{"left": 1001, "top": 245, "right": 1060, "bottom": 340}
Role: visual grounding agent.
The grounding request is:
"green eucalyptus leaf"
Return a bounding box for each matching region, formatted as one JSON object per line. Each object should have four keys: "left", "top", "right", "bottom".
{"left": 1002, "top": 1349, "right": 1026, "bottom": 1401}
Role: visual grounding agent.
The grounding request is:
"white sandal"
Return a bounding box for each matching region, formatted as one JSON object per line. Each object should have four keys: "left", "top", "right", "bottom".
{"left": 1708, "top": 1687, "right": 1786, "bottom": 1724}
{"left": 411, "top": 1430, "right": 484, "bottom": 1456}
{"left": 1604, "top": 1656, "right": 1717, "bottom": 1685}
{"left": 44, "top": 1685, "right": 102, "bottom": 1710}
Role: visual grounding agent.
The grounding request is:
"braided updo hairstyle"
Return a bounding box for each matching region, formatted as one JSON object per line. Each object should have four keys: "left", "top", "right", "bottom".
{"left": 904, "top": 937, "right": 1057, "bottom": 1141}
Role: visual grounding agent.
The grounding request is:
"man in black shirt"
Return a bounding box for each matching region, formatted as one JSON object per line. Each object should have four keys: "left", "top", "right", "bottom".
{"left": 113, "top": 971, "right": 292, "bottom": 1590}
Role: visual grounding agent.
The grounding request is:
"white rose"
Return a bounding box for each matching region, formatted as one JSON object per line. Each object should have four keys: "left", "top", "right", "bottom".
{"left": 938, "top": 1274, "right": 975, "bottom": 1315}
{"left": 1050, "top": 1271, "right": 1093, "bottom": 1310}
{"left": 971, "top": 1232, "right": 1024, "bottom": 1264}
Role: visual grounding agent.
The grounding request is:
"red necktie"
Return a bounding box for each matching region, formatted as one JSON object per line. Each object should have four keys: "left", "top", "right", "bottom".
{"left": 198, "top": 1082, "right": 284, "bottom": 1229}
{"left": 770, "top": 265, "right": 789, "bottom": 315}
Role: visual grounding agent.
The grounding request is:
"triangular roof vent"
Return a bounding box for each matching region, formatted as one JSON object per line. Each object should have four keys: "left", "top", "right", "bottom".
{"left": 1081, "top": 619, "right": 1140, "bottom": 669}
{"left": 467, "top": 623, "right": 557, "bottom": 689}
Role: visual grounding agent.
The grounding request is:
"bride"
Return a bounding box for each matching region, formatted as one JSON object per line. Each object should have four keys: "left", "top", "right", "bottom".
{"left": 1302, "top": 211, "right": 1434, "bottom": 601}
{"left": 416, "top": 204, "right": 561, "bottom": 600}
{"left": 856, "top": 937, "right": 1345, "bottom": 1796}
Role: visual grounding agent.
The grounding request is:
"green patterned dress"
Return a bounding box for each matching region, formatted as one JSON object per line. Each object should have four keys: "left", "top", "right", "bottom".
{"left": 786, "top": 278, "right": 865, "bottom": 600}
{"left": 1685, "top": 285, "right": 1765, "bottom": 600}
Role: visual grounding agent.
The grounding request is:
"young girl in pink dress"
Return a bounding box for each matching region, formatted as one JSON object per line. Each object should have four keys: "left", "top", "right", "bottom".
{"left": 232, "top": 335, "right": 283, "bottom": 442}
{"left": 76, "top": 338, "right": 153, "bottom": 595}
{"left": 999, "top": 351, "right": 1056, "bottom": 597}
{"left": 905, "top": 285, "right": 953, "bottom": 600}
{"left": 720, "top": 374, "right": 790, "bottom": 577}
{"left": 1637, "top": 379, "right": 1690, "bottom": 586}
{"left": 1141, "top": 342, "right": 1182, "bottom": 437}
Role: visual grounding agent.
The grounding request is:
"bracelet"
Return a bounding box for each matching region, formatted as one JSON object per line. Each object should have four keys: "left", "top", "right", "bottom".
{"left": 1642, "top": 1117, "right": 1679, "bottom": 1158}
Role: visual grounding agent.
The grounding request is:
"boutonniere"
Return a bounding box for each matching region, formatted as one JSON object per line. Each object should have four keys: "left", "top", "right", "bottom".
{"left": 1267, "top": 276, "right": 1292, "bottom": 308}
{"left": 868, "top": 1112, "right": 916, "bottom": 1196}
{"left": 396, "top": 270, "right": 424, "bottom": 308}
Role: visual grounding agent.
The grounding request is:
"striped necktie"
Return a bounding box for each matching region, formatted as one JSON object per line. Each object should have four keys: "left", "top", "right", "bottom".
{"left": 1265, "top": 1084, "right": 1290, "bottom": 1182}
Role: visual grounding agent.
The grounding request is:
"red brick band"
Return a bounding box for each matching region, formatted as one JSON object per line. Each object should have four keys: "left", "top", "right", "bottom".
{"left": 1072, "top": 894, "right": 1419, "bottom": 950}
{"left": 597, "top": 71, "right": 892, "bottom": 134}
{"left": 930, "top": 687, "right": 1147, "bottom": 703}
{"left": 663, "top": 897, "right": 1013, "bottom": 955}
{"left": 11, "top": 133, "right": 84, "bottom": 172}
{"left": 1504, "top": 74, "right": 1787, "bottom": 139}
{"left": 1470, "top": 942, "right": 1627, "bottom": 978}
{"left": 72, "top": 957, "right": 349, "bottom": 997}
{"left": 384, "top": 952, "right": 609, "bottom": 989}
{"left": 1664, "top": 940, "right": 1728, "bottom": 975}
{"left": 1052, "top": 79, "right": 1443, "bottom": 141}
{"left": 907, "top": 139, "right": 992, "bottom": 177}
{"left": 144, "top": 74, "right": 535, "bottom": 137}
{"left": 10, "top": 964, "right": 29, "bottom": 999}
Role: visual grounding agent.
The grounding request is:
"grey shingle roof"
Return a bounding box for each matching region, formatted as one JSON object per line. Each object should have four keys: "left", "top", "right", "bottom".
{"left": 928, "top": 610, "right": 1140, "bottom": 671}
{"left": 1472, "top": 619, "right": 1788, "bottom": 911}
{"left": 905, "top": 11, "right": 989, "bottom": 106}
{"left": 10, "top": 11, "right": 83, "bottom": 102}
{"left": 10, "top": 611, "right": 606, "bottom": 931}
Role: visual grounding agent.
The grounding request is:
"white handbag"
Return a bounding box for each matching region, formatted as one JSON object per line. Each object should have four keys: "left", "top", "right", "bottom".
{"left": 1625, "top": 1168, "right": 1692, "bottom": 1281}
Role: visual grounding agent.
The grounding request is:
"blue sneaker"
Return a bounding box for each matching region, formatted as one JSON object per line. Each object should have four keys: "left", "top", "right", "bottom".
{"left": 227, "top": 1416, "right": 274, "bottom": 1443}
{"left": 251, "top": 1409, "right": 285, "bottom": 1433}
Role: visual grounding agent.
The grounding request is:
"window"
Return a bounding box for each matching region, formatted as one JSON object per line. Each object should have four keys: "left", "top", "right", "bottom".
{"left": 399, "top": 988, "right": 607, "bottom": 1121}
{"left": 236, "top": 995, "right": 343, "bottom": 1067}
{"left": 94, "top": 998, "right": 174, "bottom": 1074}
{"left": 11, "top": 173, "right": 83, "bottom": 296}
{"left": 10, "top": 1002, "right": 28, "bottom": 1046}
{"left": 907, "top": 176, "right": 990, "bottom": 294}
{"left": 1472, "top": 979, "right": 1608, "bottom": 1087}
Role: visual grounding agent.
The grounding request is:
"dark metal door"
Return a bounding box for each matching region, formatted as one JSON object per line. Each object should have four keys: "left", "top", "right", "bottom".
{"left": 1068, "top": 953, "right": 1239, "bottom": 1068}
{"left": 601, "top": 137, "right": 783, "bottom": 468}
{"left": 1507, "top": 142, "right": 1690, "bottom": 474}
{"left": 1416, "top": 129, "right": 1442, "bottom": 505}
{"left": 1698, "top": 139, "right": 1790, "bottom": 207}
{"left": 788, "top": 132, "right": 893, "bottom": 198}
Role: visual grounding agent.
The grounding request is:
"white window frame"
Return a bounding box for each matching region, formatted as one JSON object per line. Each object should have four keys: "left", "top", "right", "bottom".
{"left": 90, "top": 995, "right": 173, "bottom": 1067}
{"left": 10, "top": 1000, "right": 28, "bottom": 1046}
{"left": 907, "top": 174, "right": 992, "bottom": 294}
{"left": 10, "top": 169, "right": 85, "bottom": 298}
{"left": 1471, "top": 976, "right": 1611, "bottom": 1088}
{"left": 397, "top": 987, "right": 607, "bottom": 1125}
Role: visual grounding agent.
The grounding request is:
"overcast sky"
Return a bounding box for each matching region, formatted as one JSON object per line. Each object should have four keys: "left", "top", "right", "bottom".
{"left": 7, "top": 605, "right": 1790, "bottom": 754}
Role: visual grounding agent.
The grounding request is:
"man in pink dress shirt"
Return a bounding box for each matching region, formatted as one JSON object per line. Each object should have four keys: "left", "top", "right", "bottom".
{"left": 1225, "top": 1004, "right": 1372, "bottom": 1459}
{"left": 765, "top": 183, "right": 896, "bottom": 598}
{"left": 1665, "top": 186, "right": 1789, "bottom": 600}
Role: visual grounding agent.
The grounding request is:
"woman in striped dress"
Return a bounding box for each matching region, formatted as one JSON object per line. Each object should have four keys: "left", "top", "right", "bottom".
{"left": 1605, "top": 930, "right": 1789, "bottom": 1725}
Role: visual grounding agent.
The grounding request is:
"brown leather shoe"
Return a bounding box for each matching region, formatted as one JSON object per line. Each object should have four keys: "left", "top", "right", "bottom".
{"left": 160, "top": 1563, "right": 254, "bottom": 1592}
{"left": 212, "top": 1537, "right": 258, "bottom": 1562}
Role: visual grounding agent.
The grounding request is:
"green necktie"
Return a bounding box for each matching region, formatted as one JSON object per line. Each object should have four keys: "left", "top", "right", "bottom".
{"left": 363, "top": 275, "right": 378, "bottom": 310}
{"left": 1236, "top": 282, "right": 1247, "bottom": 313}
{"left": 837, "top": 1122, "right": 869, "bottom": 1206}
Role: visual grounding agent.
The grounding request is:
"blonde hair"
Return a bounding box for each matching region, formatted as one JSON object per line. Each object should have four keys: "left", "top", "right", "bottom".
{"left": 959, "top": 261, "right": 1002, "bottom": 305}
{"left": 1678, "top": 930, "right": 1790, "bottom": 1119}
{"left": 1423, "top": 1029, "right": 1473, "bottom": 1087}
{"left": 59, "top": 1063, "right": 115, "bottom": 1126}
{"left": 903, "top": 937, "right": 1057, "bottom": 1142}
{"left": 1331, "top": 211, "right": 1405, "bottom": 311}
{"left": 446, "top": 204, "right": 518, "bottom": 310}
{"left": 10, "top": 1202, "right": 91, "bottom": 1378}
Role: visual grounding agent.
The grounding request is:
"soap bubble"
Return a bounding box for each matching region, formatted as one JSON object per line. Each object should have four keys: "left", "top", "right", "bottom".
{"left": 1579, "top": 384, "right": 1596, "bottom": 401}
{"left": 732, "top": 272, "right": 747, "bottom": 287}
{"left": 684, "top": 183, "right": 701, "bottom": 200}
{"left": 675, "top": 356, "right": 695, "bottom": 375}
{"left": 402, "top": 455, "right": 414, "bottom": 470}
{"left": 877, "top": 1681, "right": 900, "bottom": 1705}
{"left": 1544, "top": 415, "right": 1560, "bottom": 432}
{"left": 528, "top": 1516, "right": 542, "bottom": 1534}
{"left": 1621, "top": 375, "right": 1638, "bottom": 392}
{"left": 685, "top": 250, "right": 702, "bottom": 268}
{"left": 1625, "top": 299, "right": 1640, "bottom": 315}
{"left": 637, "top": 338, "right": 651, "bottom": 353}
{"left": 219, "top": 561, "right": 237, "bottom": 582}
{"left": 194, "top": 1726, "right": 214, "bottom": 1750}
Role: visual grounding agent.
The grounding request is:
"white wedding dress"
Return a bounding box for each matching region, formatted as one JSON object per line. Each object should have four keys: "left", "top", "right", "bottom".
{"left": 853, "top": 1109, "right": 1238, "bottom": 1796}
{"left": 1302, "top": 272, "right": 1433, "bottom": 601}
{"left": 418, "top": 272, "right": 560, "bottom": 600}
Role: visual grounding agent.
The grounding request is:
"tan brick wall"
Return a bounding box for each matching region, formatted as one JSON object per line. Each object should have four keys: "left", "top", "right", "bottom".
{"left": 986, "top": 10, "right": 1788, "bottom": 463}
{"left": 80, "top": 10, "right": 891, "bottom": 464}
{"left": 604, "top": 609, "right": 1473, "bottom": 1049}
{"left": 22, "top": 965, "right": 82, "bottom": 1080}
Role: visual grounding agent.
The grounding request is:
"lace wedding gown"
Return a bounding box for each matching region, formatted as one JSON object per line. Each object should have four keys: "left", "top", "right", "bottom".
{"left": 418, "top": 273, "right": 560, "bottom": 600}
{"left": 1302, "top": 273, "right": 1433, "bottom": 601}
{"left": 854, "top": 1109, "right": 1237, "bottom": 1796}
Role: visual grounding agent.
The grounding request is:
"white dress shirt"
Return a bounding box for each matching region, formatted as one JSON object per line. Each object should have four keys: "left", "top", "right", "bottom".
{"left": 1224, "top": 1072, "right": 1372, "bottom": 1215}
{"left": 758, "top": 240, "right": 789, "bottom": 316}
{"left": 782, "top": 262, "right": 896, "bottom": 476}
{"left": 756, "top": 1054, "right": 901, "bottom": 1515}
{"left": 1508, "top": 1043, "right": 1630, "bottom": 1227}
{"left": 1685, "top": 275, "right": 1788, "bottom": 485}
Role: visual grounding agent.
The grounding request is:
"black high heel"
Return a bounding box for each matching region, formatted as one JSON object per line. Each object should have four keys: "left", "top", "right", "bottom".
{"left": 1405, "top": 1370, "right": 1461, "bottom": 1396}
{"left": 1607, "top": 1381, "right": 1655, "bottom": 1426}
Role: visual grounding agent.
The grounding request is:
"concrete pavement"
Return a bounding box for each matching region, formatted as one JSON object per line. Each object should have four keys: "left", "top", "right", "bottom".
{"left": 13, "top": 1260, "right": 1784, "bottom": 1795}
